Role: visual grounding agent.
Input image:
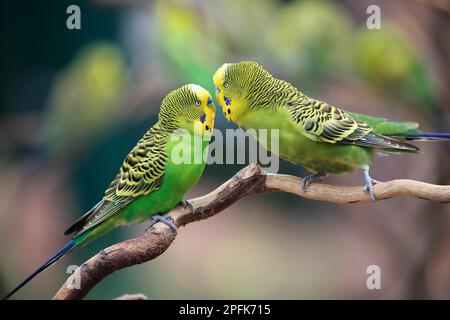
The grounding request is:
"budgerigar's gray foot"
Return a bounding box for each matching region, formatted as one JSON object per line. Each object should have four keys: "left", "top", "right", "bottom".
{"left": 300, "top": 172, "right": 325, "bottom": 193}
{"left": 362, "top": 166, "right": 378, "bottom": 202}
{"left": 146, "top": 215, "right": 177, "bottom": 232}
{"left": 180, "top": 199, "right": 196, "bottom": 212}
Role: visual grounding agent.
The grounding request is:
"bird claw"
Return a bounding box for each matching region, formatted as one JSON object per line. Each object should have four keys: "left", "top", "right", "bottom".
{"left": 300, "top": 179, "right": 310, "bottom": 193}
{"left": 300, "top": 173, "right": 325, "bottom": 193}
{"left": 146, "top": 215, "right": 177, "bottom": 232}
{"left": 180, "top": 199, "right": 196, "bottom": 212}
{"left": 362, "top": 167, "right": 377, "bottom": 202}
{"left": 363, "top": 184, "right": 375, "bottom": 202}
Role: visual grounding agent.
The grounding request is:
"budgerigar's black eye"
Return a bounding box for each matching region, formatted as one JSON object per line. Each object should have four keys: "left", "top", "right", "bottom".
{"left": 200, "top": 114, "right": 206, "bottom": 123}
{"left": 223, "top": 82, "right": 229, "bottom": 88}
{"left": 195, "top": 101, "right": 201, "bottom": 106}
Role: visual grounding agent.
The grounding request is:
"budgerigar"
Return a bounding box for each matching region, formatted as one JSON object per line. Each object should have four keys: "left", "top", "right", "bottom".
{"left": 213, "top": 61, "right": 449, "bottom": 199}
{"left": 4, "top": 84, "right": 215, "bottom": 299}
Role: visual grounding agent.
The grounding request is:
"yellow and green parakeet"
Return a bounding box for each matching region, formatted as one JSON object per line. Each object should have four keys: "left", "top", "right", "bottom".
{"left": 4, "top": 84, "right": 216, "bottom": 299}
{"left": 213, "top": 61, "right": 449, "bottom": 199}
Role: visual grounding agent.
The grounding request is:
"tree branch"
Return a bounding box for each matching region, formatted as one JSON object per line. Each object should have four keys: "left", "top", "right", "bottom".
{"left": 53, "top": 164, "right": 450, "bottom": 299}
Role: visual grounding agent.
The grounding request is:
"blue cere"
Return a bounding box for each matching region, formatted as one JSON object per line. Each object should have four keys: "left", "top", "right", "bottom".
{"left": 224, "top": 96, "right": 232, "bottom": 106}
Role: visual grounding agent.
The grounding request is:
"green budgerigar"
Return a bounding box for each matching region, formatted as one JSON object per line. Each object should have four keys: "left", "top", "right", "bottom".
{"left": 213, "top": 61, "right": 449, "bottom": 199}
{"left": 5, "top": 84, "right": 216, "bottom": 299}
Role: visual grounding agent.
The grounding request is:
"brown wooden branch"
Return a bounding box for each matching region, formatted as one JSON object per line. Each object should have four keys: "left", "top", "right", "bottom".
{"left": 53, "top": 164, "right": 450, "bottom": 300}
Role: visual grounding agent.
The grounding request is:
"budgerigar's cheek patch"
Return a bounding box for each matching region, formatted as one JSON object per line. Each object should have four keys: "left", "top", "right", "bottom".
{"left": 224, "top": 96, "right": 232, "bottom": 106}
{"left": 200, "top": 114, "right": 206, "bottom": 123}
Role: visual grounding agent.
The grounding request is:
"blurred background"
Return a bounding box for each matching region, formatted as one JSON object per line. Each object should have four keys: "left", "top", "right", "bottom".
{"left": 1, "top": 0, "right": 449, "bottom": 299}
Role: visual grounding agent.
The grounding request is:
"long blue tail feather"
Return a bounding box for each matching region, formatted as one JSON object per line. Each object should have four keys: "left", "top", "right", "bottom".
{"left": 3, "top": 240, "right": 76, "bottom": 300}
{"left": 401, "top": 132, "right": 450, "bottom": 141}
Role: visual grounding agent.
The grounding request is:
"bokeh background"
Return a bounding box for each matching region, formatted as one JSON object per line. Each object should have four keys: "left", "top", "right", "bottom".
{"left": 1, "top": 0, "right": 450, "bottom": 299}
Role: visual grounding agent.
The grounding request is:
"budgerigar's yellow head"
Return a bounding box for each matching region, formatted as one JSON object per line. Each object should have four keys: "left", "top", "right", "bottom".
{"left": 213, "top": 61, "right": 270, "bottom": 125}
{"left": 160, "top": 84, "right": 215, "bottom": 137}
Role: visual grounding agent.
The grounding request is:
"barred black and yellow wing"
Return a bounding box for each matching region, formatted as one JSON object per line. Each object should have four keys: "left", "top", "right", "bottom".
{"left": 286, "top": 96, "right": 418, "bottom": 152}
{"left": 64, "top": 125, "right": 168, "bottom": 237}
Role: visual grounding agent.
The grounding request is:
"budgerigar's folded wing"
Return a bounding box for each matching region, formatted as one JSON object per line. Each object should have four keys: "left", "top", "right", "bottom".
{"left": 287, "top": 97, "right": 418, "bottom": 152}
{"left": 64, "top": 129, "right": 168, "bottom": 237}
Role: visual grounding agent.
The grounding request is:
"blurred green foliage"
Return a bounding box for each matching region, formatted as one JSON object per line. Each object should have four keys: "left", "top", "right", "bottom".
{"left": 153, "top": 0, "right": 224, "bottom": 89}
{"left": 43, "top": 43, "right": 129, "bottom": 155}
{"left": 267, "top": 0, "right": 353, "bottom": 89}
{"left": 354, "top": 25, "right": 437, "bottom": 115}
